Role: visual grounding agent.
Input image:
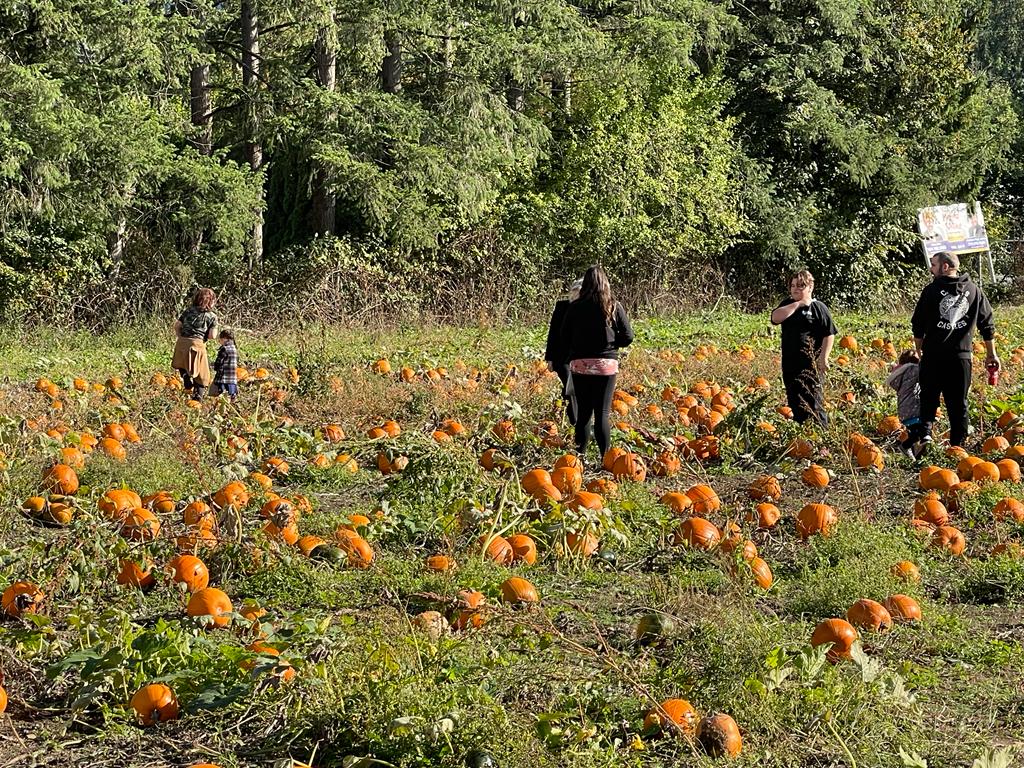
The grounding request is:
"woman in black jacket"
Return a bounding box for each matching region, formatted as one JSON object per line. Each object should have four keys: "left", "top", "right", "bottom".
{"left": 559, "top": 265, "right": 634, "bottom": 458}
{"left": 544, "top": 278, "right": 582, "bottom": 425}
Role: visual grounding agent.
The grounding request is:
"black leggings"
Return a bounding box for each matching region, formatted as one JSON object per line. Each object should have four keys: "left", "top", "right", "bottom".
{"left": 572, "top": 372, "right": 616, "bottom": 457}
{"left": 177, "top": 368, "right": 207, "bottom": 400}
{"left": 553, "top": 363, "right": 577, "bottom": 425}
{"left": 916, "top": 355, "right": 971, "bottom": 446}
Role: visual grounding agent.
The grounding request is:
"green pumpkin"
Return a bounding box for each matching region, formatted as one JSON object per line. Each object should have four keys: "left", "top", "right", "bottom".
{"left": 309, "top": 544, "right": 346, "bottom": 565}
{"left": 635, "top": 612, "right": 676, "bottom": 646}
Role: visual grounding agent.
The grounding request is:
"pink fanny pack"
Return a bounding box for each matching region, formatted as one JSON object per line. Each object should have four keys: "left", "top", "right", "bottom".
{"left": 570, "top": 358, "right": 619, "bottom": 376}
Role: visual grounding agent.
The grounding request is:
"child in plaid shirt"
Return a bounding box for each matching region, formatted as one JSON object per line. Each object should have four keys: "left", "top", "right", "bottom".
{"left": 210, "top": 329, "right": 238, "bottom": 400}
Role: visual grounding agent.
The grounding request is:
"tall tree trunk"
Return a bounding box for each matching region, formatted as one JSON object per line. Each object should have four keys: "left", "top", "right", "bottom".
{"left": 242, "top": 0, "right": 263, "bottom": 267}
{"left": 190, "top": 63, "right": 212, "bottom": 154}
{"left": 312, "top": 13, "right": 336, "bottom": 236}
{"left": 553, "top": 71, "right": 572, "bottom": 115}
{"left": 506, "top": 75, "right": 524, "bottom": 112}
{"left": 382, "top": 30, "right": 402, "bottom": 94}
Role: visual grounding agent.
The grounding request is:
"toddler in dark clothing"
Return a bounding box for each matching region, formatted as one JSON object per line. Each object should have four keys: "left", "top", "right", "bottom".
{"left": 886, "top": 350, "right": 922, "bottom": 458}
{"left": 210, "top": 329, "right": 239, "bottom": 400}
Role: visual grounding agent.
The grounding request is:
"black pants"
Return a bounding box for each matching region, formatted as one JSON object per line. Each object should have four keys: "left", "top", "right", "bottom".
{"left": 177, "top": 368, "right": 207, "bottom": 401}
{"left": 573, "top": 372, "right": 616, "bottom": 457}
{"left": 782, "top": 365, "right": 827, "bottom": 426}
{"left": 553, "top": 363, "right": 576, "bottom": 425}
{"left": 916, "top": 355, "right": 971, "bottom": 446}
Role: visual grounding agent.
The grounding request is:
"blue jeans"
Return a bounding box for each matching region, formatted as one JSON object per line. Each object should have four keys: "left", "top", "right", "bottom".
{"left": 211, "top": 382, "right": 238, "bottom": 398}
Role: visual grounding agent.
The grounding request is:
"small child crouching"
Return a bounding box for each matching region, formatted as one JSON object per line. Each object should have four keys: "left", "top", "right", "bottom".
{"left": 886, "top": 350, "right": 923, "bottom": 457}
{"left": 210, "top": 329, "right": 239, "bottom": 400}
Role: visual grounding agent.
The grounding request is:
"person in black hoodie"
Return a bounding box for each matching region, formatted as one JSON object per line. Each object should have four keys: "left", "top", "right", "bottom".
{"left": 544, "top": 278, "right": 583, "bottom": 425}
{"left": 910, "top": 251, "right": 998, "bottom": 448}
{"left": 559, "top": 265, "right": 634, "bottom": 459}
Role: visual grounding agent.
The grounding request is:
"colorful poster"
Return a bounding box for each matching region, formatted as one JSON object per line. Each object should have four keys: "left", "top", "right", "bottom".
{"left": 918, "top": 202, "right": 989, "bottom": 257}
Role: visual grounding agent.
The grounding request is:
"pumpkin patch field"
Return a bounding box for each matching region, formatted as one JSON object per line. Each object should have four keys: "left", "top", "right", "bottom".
{"left": 2, "top": 309, "right": 1024, "bottom": 768}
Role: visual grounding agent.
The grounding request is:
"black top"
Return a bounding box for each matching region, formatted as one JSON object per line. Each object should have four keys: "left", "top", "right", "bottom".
{"left": 559, "top": 297, "right": 634, "bottom": 361}
{"left": 544, "top": 300, "right": 571, "bottom": 365}
{"left": 911, "top": 275, "right": 995, "bottom": 359}
{"left": 178, "top": 307, "right": 217, "bottom": 340}
{"left": 775, "top": 298, "right": 837, "bottom": 371}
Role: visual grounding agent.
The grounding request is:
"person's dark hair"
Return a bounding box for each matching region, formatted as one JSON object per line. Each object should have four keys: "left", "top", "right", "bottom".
{"left": 935, "top": 252, "right": 959, "bottom": 270}
{"left": 579, "top": 265, "right": 615, "bottom": 323}
{"left": 193, "top": 287, "right": 216, "bottom": 311}
{"left": 898, "top": 349, "right": 920, "bottom": 366}
{"left": 789, "top": 269, "right": 814, "bottom": 288}
{"left": 219, "top": 328, "right": 235, "bottom": 341}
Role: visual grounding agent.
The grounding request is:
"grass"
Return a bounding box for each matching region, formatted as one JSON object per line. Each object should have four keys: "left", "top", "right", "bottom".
{"left": 1, "top": 307, "right": 1024, "bottom": 767}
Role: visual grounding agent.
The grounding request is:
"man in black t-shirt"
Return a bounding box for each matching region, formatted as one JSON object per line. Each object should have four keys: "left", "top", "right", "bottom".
{"left": 910, "top": 252, "right": 997, "bottom": 447}
{"left": 770, "top": 270, "right": 838, "bottom": 426}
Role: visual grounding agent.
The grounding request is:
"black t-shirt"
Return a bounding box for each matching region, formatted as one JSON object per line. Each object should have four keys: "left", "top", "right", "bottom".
{"left": 776, "top": 298, "right": 837, "bottom": 370}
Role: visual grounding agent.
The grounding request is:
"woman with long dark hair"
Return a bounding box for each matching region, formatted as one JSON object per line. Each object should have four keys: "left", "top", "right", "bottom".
{"left": 559, "top": 265, "right": 634, "bottom": 459}
{"left": 172, "top": 287, "right": 218, "bottom": 400}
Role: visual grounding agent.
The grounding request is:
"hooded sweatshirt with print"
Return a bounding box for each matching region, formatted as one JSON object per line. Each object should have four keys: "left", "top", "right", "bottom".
{"left": 911, "top": 274, "right": 995, "bottom": 359}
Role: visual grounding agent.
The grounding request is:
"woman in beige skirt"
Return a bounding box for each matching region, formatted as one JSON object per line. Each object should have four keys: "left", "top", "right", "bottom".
{"left": 172, "top": 288, "right": 218, "bottom": 400}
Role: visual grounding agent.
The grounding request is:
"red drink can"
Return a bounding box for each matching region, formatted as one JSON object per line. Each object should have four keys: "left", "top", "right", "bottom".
{"left": 987, "top": 361, "right": 999, "bottom": 386}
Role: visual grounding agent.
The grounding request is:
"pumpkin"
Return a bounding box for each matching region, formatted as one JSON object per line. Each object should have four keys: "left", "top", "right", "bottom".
{"left": 565, "top": 530, "right": 600, "bottom": 557}
{"left": 956, "top": 455, "right": 983, "bottom": 481}
{"left": 811, "top": 618, "right": 859, "bottom": 662}
{"left": 992, "top": 542, "right": 1024, "bottom": 558}
{"left": 117, "top": 559, "right": 156, "bottom": 590}
{"left": 100, "top": 488, "right": 143, "bottom": 520}
{"left": 586, "top": 477, "right": 618, "bottom": 496}
{"left": 891, "top": 561, "right": 921, "bottom": 582}
{"left": 602, "top": 446, "right": 628, "bottom": 471}
{"left": 983, "top": 435, "right": 1010, "bottom": 454}
{"left": 550, "top": 465, "right": 583, "bottom": 496}
{"left": 339, "top": 535, "right": 374, "bottom": 568}
{"left": 913, "top": 497, "right": 949, "bottom": 527}
{"left": 996, "top": 459, "right": 1021, "bottom": 483}
{"left": 479, "top": 534, "right": 514, "bottom": 564}
{"left": 786, "top": 438, "right": 814, "bottom": 459}
{"left": 263, "top": 456, "right": 290, "bottom": 476}
{"left": 296, "top": 535, "right": 326, "bottom": 557}
{"left": 42, "top": 463, "right": 78, "bottom": 495}
{"left": 635, "top": 612, "right": 676, "bottom": 645}
{"left": 923, "top": 467, "right": 958, "bottom": 493}
{"left": 183, "top": 500, "right": 215, "bottom": 528}
{"left": 260, "top": 498, "right": 296, "bottom": 526}
{"left": 651, "top": 450, "right": 682, "bottom": 477}
{"left": 611, "top": 452, "right": 647, "bottom": 482}
{"left": 248, "top": 472, "right": 273, "bottom": 491}
{"left": 425, "top": 554, "right": 455, "bottom": 572}
{"left": 673, "top": 518, "right": 722, "bottom": 550}
{"left": 0, "top": 684, "right": 6, "bottom": 714}
{"left": 121, "top": 508, "right": 160, "bottom": 542}
{"left": 972, "top": 460, "right": 1001, "bottom": 484}
{"left": 144, "top": 491, "right": 175, "bottom": 515}
{"left": 931, "top": 525, "right": 966, "bottom": 555}
{"left": 186, "top": 587, "right": 234, "bottom": 628}
{"left": 59, "top": 446, "right": 85, "bottom": 469}
{"left": 685, "top": 484, "right": 721, "bottom": 516}
{"left": 740, "top": 557, "right": 773, "bottom": 590}
{"left": 99, "top": 437, "right": 127, "bottom": 461}
{"left": 212, "top": 481, "right": 249, "bottom": 510}
{"left": 644, "top": 698, "right": 697, "bottom": 734}
{"left": 452, "top": 589, "right": 487, "bottom": 630}
{"left": 507, "top": 534, "right": 538, "bottom": 565}
{"left": 720, "top": 535, "right": 757, "bottom": 561}
{"left": 801, "top": 464, "right": 830, "bottom": 488}
{"left": 884, "top": 594, "right": 922, "bottom": 623}
{"left": 2, "top": 581, "right": 44, "bottom": 617}
{"left": 749, "top": 502, "right": 781, "bottom": 530}
{"left": 323, "top": 424, "right": 345, "bottom": 443}
{"left": 492, "top": 419, "right": 515, "bottom": 442}
{"left": 877, "top": 415, "right": 901, "bottom": 436}
{"left": 856, "top": 445, "right": 885, "bottom": 471}
{"left": 747, "top": 475, "right": 782, "bottom": 501}
{"left": 846, "top": 599, "right": 892, "bottom": 632}
{"left": 130, "top": 683, "right": 179, "bottom": 726}
{"left": 796, "top": 503, "right": 838, "bottom": 539}
{"left": 696, "top": 713, "right": 743, "bottom": 757}
{"left": 993, "top": 498, "right": 1024, "bottom": 523}
{"left": 500, "top": 576, "right": 539, "bottom": 604}
{"left": 660, "top": 492, "right": 693, "bottom": 516}
{"left": 412, "top": 610, "right": 450, "bottom": 641}
{"left": 567, "top": 491, "right": 604, "bottom": 512}
{"left": 167, "top": 554, "right": 210, "bottom": 593}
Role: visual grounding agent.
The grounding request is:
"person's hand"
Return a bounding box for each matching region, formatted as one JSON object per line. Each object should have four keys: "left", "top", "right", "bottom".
{"left": 986, "top": 354, "right": 1001, "bottom": 372}
{"left": 816, "top": 357, "right": 829, "bottom": 373}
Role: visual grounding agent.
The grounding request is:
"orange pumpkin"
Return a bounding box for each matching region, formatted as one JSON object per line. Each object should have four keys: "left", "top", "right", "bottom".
{"left": 884, "top": 594, "right": 922, "bottom": 623}
{"left": 972, "top": 461, "right": 1001, "bottom": 484}
{"left": 186, "top": 587, "right": 234, "bottom": 628}
{"left": 130, "top": 683, "right": 179, "bottom": 726}
{"left": 167, "top": 554, "right": 210, "bottom": 593}
{"left": 117, "top": 559, "right": 156, "bottom": 590}
{"left": 846, "top": 599, "right": 892, "bottom": 632}
{"left": 479, "top": 534, "right": 514, "bottom": 565}
{"left": 811, "top": 618, "right": 859, "bottom": 662}
{"left": 643, "top": 698, "right": 697, "bottom": 734}
{"left": 801, "top": 464, "right": 830, "bottom": 488}
{"left": 507, "top": 534, "right": 538, "bottom": 565}
{"left": 2, "top": 581, "right": 44, "bottom": 617}
{"left": 696, "top": 713, "right": 743, "bottom": 758}
{"left": 747, "top": 475, "right": 782, "bottom": 501}
{"left": 611, "top": 452, "right": 647, "bottom": 483}
{"left": 890, "top": 561, "right": 921, "bottom": 582}
{"left": 993, "top": 498, "right": 1024, "bottom": 523}
{"left": 673, "top": 518, "right": 722, "bottom": 550}
{"left": 749, "top": 502, "right": 781, "bottom": 530}
{"left": 796, "top": 503, "right": 838, "bottom": 539}
{"left": 500, "top": 576, "right": 539, "bottom": 604}
{"left": 42, "top": 463, "right": 79, "bottom": 495}
{"left": 685, "top": 484, "right": 721, "bottom": 516}
{"left": 931, "top": 525, "right": 966, "bottom": 556}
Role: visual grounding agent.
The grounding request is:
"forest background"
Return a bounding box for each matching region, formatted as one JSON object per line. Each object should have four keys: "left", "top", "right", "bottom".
{"left": 3, "top": 0, "right": 1024, "bottom": 326}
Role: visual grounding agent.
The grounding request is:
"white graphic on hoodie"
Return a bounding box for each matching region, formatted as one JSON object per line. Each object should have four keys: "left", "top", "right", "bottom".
{"left": 937, "top": 289, "right": 969, "bottom": 331}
